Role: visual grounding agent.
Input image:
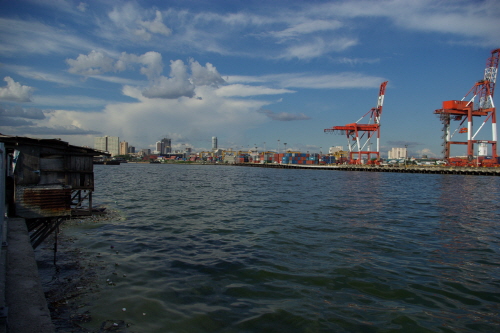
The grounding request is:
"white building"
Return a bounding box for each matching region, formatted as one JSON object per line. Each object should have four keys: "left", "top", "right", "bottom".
{"left": 388, "top": 147, "right": 407, "bottom": 159}
{"left": 329, "top": 146, "right": 343, "bottom": 154}
{"left": 94, "top": 136, "right": 120, "bottom": 156}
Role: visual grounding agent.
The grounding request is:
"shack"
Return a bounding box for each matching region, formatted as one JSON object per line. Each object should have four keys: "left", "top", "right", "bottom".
{"left": 0, "top": 134, "right": 108, "bottom": 248}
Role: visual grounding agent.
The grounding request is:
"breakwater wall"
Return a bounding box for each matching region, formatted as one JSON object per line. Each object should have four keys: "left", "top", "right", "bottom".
{"left": 231, "top": 163, "right": 500, "bottom": 176}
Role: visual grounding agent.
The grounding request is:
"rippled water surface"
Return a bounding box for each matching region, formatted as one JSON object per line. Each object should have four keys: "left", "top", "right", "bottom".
{"left": 60, "top": 163, "right": 500, "bottom": 332}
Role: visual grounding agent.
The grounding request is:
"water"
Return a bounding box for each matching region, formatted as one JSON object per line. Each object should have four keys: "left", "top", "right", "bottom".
{"left": 46, "top": 164, "right": 500, "bottom": 332}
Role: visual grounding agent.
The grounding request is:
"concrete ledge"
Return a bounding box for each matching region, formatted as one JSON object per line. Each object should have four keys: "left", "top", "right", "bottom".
{"left": 6, "top": 218, "right": 54, "bottom": 333}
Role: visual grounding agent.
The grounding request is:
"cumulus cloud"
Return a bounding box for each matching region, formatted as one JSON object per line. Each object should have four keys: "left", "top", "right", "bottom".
{"left": 66, "top": 51, "right": 224, "bottom": 99}
{"left": 0, "top": 77, "right": 34, "bottom": 102}
{"left": 66, "top": 50, "right": 118, "bottom": 75}
{"left": 258, "top": 109, "right": 311, "bottom": 121}
{"left": 190, "top": 59, "right": 225, "bottom": 87}
{"left": 26, "top": 85, "right": 272, "bottom": 148}
{"left": 142, "top": 60, "right": 195, "bottom": 99}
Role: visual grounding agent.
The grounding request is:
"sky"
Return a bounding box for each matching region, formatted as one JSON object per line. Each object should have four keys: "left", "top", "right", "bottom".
{"left": 1, "top": 0, "right": 499, "bottom": 157}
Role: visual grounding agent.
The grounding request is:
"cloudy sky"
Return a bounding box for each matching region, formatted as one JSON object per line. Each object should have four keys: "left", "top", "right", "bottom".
{"left": 1, "top": 0, "right": 499, "bottom": 157}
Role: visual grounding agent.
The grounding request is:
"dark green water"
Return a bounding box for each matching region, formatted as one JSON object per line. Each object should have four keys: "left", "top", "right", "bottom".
{"left": 44, "top": 164, "right": 500, "bottom": 332}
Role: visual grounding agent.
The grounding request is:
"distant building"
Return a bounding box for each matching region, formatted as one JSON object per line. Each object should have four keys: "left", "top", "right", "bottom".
{"left": 94, "top": 135, "right": 120, "bottom": 156}
{"left": 329, "top": 146, "right": 343, "bottom": 154}
{"left": 212, "top": 137, "right": 218, "bottom": 150}
{"left": 128, "top": 146, "right": 135, "bottom": 154}
{"left": 120, "top": 141, "right": 129, "bottom": 155}
{"left": 478, "top": 142, "right": 488, "bottom": 156}
{"left": 388, "top": 147, "right": 407, "bottom": 159}
{"left": 160, "top": 138, "right": 172, "bottom": 154}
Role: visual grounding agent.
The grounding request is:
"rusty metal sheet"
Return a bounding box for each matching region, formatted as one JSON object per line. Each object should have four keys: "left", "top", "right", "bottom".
{"left": 15, "top": 185, "right": 71, "bottom": 218}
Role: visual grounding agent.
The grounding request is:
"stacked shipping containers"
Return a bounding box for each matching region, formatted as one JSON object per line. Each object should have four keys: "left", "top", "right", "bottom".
{"left": 272, "top": 153, "right": 319, "bottom": 165}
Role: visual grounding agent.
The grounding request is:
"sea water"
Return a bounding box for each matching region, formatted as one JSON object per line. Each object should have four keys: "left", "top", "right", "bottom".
{"left": 42, "top": 163, "right": 500, "bottom": 332}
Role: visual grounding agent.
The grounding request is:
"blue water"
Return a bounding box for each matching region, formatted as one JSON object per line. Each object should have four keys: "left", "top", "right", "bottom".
{"left": 60, "top": 164, "right": 500, "bottom": 332}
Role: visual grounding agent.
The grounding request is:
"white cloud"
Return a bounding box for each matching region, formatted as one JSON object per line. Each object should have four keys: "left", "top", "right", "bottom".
{"left": 190, "top": 59, "right": 225, "bottom": 87}
{"left": 0, "top": 77, "right": 34, "bottom": 102}
{"left": 268, "top": 72, "right": 385, "bottom": 89}
{"left": 66, "top": 52, "right": 226, "bottom": 100}
{"left": 77, "top": 2, "right": 88, "bottom": 12}
{"left": 271, "top": 20, "right": 343, "bottom": 40}
{"left": 137, "top": 10, "right": 172, "bottom": 40}
{"left": 0, "top": 18, "right": 98, "bottom": 56}
{"left": 7, "top": 65, "right": 78, "bottom": 86}
{"left": 227, "top": 72, "right": 385, "bottom": 90}
{"left": 216, "top": 84, "right": 295, "bottom": 97}
{"left": 32, "top": 94, "right": 113, "bottom": 108}
{"left": 142, "top": 60, "right": 195, "bottom": 99}
{"left": 258, "top": 109, "right": 311, "bottom": 121}
{"left": 108, "top": 4, "right": 172, "bottom": 41}
{"left": 283, "top": 37, "right": 358, "bottom": 60}
{"left": 310, "top": 0, "right": 500, "bottom": 46}
{"left": 28, "top": 85, "right": 272, "bottom": 148}
{"left": 66, "top": 50, "right": 117, "bottom": 75}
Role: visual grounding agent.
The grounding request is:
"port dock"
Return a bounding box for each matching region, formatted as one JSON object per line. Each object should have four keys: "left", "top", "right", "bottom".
{"left": 233, "top": 163, "right": 500, "bottom": 176}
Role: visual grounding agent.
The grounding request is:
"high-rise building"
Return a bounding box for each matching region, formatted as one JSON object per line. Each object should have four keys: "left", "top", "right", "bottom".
{"left": 120, "top": 141, "right": 129, "bottom": 155}
{"left": 160, "top": 138, "right": 171, "bottom": 154}
{"left": 94, "top": 136, "right": 120, "bottom": 156}
{"left": 212, "top": 137, "right": 218, "bottom": 150}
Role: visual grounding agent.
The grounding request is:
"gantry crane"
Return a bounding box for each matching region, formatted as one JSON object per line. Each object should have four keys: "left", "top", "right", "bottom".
{"left": 434, "top": 49, "right": 500, "bottom": 166}
{"left": 324, "top": 81, "right": 388, "bottom": 164}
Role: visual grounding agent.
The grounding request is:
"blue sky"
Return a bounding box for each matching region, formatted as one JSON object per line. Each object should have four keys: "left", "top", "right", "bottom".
{"left": 0, "top": 0, "right": 499, "bottom": 157}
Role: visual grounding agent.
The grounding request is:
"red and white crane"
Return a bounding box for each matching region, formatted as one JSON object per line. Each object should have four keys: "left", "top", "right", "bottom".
{"left": 324, "top": 81, "right": 388, "bottom": 164}
{"left": 434, "top": 48, "right": 500, "bottom": 166}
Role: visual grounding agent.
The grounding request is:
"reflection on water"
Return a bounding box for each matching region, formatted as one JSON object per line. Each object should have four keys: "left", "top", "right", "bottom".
{"left": 40, "top": 165, "right": 500, "bottom": 332}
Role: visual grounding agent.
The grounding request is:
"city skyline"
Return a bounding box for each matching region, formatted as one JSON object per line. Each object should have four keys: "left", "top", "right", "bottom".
{"left": 1, "top": 1, "right": 499, "bottom": 158}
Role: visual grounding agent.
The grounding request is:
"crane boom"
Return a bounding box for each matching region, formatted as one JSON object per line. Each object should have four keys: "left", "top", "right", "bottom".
{"left": 325, "top": 81, "right": 389, "bottom": 164}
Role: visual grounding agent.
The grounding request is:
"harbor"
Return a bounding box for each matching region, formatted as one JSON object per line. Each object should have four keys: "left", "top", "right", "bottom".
{"left": 232, "top": 162, "right": 500, "bottom": 176}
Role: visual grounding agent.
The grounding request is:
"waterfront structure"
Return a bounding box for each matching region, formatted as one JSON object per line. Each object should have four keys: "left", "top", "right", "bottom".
{"left": 325, "top": 81, "right": 388, "bottom": 164}
{"left": 0, "top": 134, "right": 106, "bottom": 247}
{"left": 434, "top": 48, "right": 499, "bottom": 164}
{"left": 94, "top": 135, "right": 120, "bottom": 156}
{"left": 388, "top": 147, "right": 407, "bottom": 159}
{"left": 120, "top": 141, "right": 129, "bottom": 155}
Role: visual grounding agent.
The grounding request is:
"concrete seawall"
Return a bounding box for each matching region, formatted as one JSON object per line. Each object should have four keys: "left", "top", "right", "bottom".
{"left": 231, "top": 163, "right": 500, "bottom": 176}
{"left": 1, "top": 218, "right": 54, "bottom": 333}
